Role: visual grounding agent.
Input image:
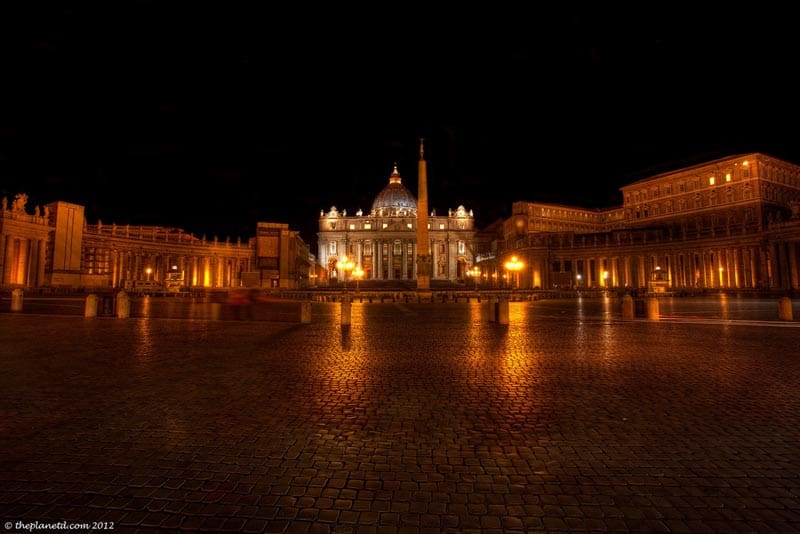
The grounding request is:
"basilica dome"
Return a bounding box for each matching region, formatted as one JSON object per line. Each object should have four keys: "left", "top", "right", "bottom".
{"left": 371, "top": 164, "right": 417, "bottom": 216}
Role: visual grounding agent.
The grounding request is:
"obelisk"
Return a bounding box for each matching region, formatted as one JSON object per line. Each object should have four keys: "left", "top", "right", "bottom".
{"left": 416, "top": 138, "right": 432, "bottom": 292}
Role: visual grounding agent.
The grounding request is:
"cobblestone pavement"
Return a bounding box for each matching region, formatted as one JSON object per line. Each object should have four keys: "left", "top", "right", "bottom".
{"left": 1, "top": 300, "right": 800, "bottom": 533}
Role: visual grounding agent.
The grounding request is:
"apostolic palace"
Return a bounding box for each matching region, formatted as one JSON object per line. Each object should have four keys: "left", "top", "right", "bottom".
{"left": 1, "top": 149, "right": 800, "bottom": 294}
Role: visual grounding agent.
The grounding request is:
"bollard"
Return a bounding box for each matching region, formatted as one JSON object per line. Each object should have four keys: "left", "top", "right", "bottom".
{"left": 778, "top": 296, "right": 793, "bottom": 321}
{"left": 646, "top": 297, "right": 659, "bottom": 320}
{"left": 300, "top": 301, "right": 312, "bottom": 324}
{"left": 496, "top": 298, "right": 510, "bottom": 325}
{"left": 85, "top": 294, "right": 99, "bottom": 317}
{"left": 340, "top": 297, "right": 351, "bottom": 326}
{"left": 10, "top": 288, "right": 24, "bottom": 312}
{"left": 486, "top": 297, "right": 497, "bottom": 322}
{"left": 115, "top": 291, "right": 130, "bottom": 318}
{"left": 621, "top": 294, "right": 634, "bottom": 319}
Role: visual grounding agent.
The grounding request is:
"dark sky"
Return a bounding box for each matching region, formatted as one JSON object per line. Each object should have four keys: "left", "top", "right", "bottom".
{"left": 2, "top": 4, "right": 799, "bottom": 250}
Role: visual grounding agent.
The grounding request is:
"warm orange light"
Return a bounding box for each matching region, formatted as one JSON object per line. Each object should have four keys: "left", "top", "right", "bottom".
{"left": 504, "top": 256, "right": 523, "bottom": 288}
{"left": 503, "top": 255, "right": 523, "bottom": 272}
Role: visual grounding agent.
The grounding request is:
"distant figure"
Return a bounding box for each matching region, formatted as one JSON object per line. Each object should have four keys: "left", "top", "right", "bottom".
{"left": 34, "top": 205, "right": 40, "bottom": 217}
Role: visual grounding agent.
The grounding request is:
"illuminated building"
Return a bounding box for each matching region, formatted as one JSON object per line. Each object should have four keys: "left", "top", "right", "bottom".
{"left": 316, "top": 147, "right": 477, "bottom": 285}
{"left": 0, "top": 195, "right": 313, "bottom": 291}
{"left": 4, "top": 152, "right": 799, "bottom": 294}
{"left": 479, "top": 153, "right": 800, "bottom": 292}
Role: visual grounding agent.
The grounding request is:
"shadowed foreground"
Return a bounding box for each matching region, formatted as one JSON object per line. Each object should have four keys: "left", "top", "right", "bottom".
{"left": 1, "top": 300, "right": 799, "bottom": 533}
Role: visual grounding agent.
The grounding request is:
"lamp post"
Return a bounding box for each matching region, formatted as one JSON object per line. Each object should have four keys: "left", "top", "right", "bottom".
{"left": 467, "top": 266, "right": 481, "bottom": 291}
{"left": 339, "top": 256, "right": 355, "bottom": 291}
{"left": 145, "top": 267, "right": 153, "bottom": 281}
{"left": 576, "top": 273, "right": 582, "bottom": 288}
{"left": 504, "top": 255, "right": 523, "bottom": 289}
{"left": 353, "top": 266, "right": 364, "bottom": 292}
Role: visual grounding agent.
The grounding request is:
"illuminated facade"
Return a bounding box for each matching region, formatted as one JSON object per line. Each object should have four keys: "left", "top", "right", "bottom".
{"left": 0, "top": 197, "right": 313, "bottom": 291}
{"left": 479, "top": 153, "right": 800, "bottom": 292}
{"left": 316, "top": 163, "right": 477, "bottom": 284}
{"left": 5, "top": 152, "right": 799, "bottom": 294}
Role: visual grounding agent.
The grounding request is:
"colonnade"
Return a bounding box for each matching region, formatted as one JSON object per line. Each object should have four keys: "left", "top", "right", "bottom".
{"left": 1, "top": 235, "right": 48, "bottom": 287}
{"left": 486, "top": 239, "right": 800, "bottom": 291}
{"left": 92, "top": 247, "right": 253, "bottom": 289}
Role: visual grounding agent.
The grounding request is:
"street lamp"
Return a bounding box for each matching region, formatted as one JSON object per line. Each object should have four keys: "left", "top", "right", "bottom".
{"left": 339, "top": 256, "right": 355, "bottom": 291}
{"left": 353, "top": 266, "right": 364, "bottom": 292}
{"left": 576, "top": 273, "right": 582, "bottom": 288}
{"left": 467, "top": 266, "right": 481, "bottom": 291}
{"left": 145, "top": 267, "right": 153, "bottom": 281}
{"left": 504, "top": 255, "right": 523, "bottom": 289}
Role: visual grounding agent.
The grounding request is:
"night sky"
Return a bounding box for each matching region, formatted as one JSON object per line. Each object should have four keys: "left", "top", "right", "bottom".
{"left": 2, "top": 4, "right": 799, "bottom": 250}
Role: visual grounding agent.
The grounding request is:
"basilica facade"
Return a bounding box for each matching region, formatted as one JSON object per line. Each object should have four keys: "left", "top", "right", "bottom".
{"left": 316, "top": 164, "right": 476, "bottom": 285}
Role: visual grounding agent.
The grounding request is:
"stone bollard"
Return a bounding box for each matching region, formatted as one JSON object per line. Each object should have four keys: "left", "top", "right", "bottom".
{"left": 340, "top": 296, "right": 351, "bottom": 326}
{"left": 10, "top": 288, "right": 24, "bottom": 312}
{"left": 85, "top": 294, "right": 99, "bottom": 317}
{"left": 486, "top": 297, "right": 497, "bottom": 322}
{"left": 115, "top": 291, "right": 130, "bottom": 318}
{"left": 496, "top": 298, "right": 510, "bottom": 325}
{"left": 778, "top": 296, "right": 793, "bottom": 321}
{"left": 621, "top": 294, "right": 634, "bottom": 319}
{"left": 300, "top": 301, "right": 312, "bottom": 324}
{"left": 646, "top": 297, "right": 659, "bottom": 320}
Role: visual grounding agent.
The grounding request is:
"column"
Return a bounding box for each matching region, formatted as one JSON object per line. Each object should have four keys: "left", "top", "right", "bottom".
{"left": 769, "top": 242, "right": 779, "bottom": 288}
{"left": 750, "top": 246, "right": 760, "bottom": 288}
{"left": 638, "top": 255, "right": 646, "bottom": 288}
{"left": 779, "top": 242, "right": 792, "bottom": 290}
{"left": 3, "top": 235, "right": 13, "bottom": 285}
{"left": 732, "top": 248, "right": 741, "bottom": 289}
{"left": 401, "top": 240, "right": 407, "bottom": 279}
{"left": 18, "top": 238, "right": 29, "bottom": 286}
{"left": 37, "top": 238, "right": 46, "bottom": 287}
{"left": 387, "top": 240, "right": 393, "bottom": 280}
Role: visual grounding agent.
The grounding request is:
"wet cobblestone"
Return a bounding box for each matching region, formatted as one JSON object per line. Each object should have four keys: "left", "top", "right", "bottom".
{"left": 1, "top": 300, "right": 799, "bottom": 532}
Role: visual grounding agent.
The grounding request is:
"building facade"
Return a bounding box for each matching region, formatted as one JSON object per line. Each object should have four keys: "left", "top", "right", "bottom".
{"left": 0, "top": 196, "right": 313, "bottom": 291}
{"left": 478, "top": 153, "right": 800, "bottom": 292}
{"left": 316, "top": 164, "right": 477, "bottom": 285}
{"left": 6, "top": 152, "right": 800, "bottom": 294}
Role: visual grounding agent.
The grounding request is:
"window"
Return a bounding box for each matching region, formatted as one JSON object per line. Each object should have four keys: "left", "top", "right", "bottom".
{"left": 393, "top": 241, "right": 402, "bottom": 255}
{"left": 329, "top": 242, "right": 337, "bottom": 254}
{"left": 364, "top": 222, "right": 372, "bottom": 230}
{"left": 349, "top": 223, "right": 355, "bottom": 230}
{"left": 458, "top": 241, "right": 465, "bottom": 254}
{"left": 407, "top": 223, "right": 413, "bottom": 229}
{"left": 439, "top": 223, "right": 445, "bottom": 230}
{"left": 365, "top": 244, "right": 372, "bottom": 255}
{"left": 382, "top": 223, "right": 388, "bottom": 229}
{"left": 709, "top": 176, "right": 715, "bottom": 186}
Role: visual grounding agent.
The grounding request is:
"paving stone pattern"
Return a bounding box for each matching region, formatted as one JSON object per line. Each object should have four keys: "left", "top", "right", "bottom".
{"left": 1, "top": 300, "right": 799, "bottom": 533}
